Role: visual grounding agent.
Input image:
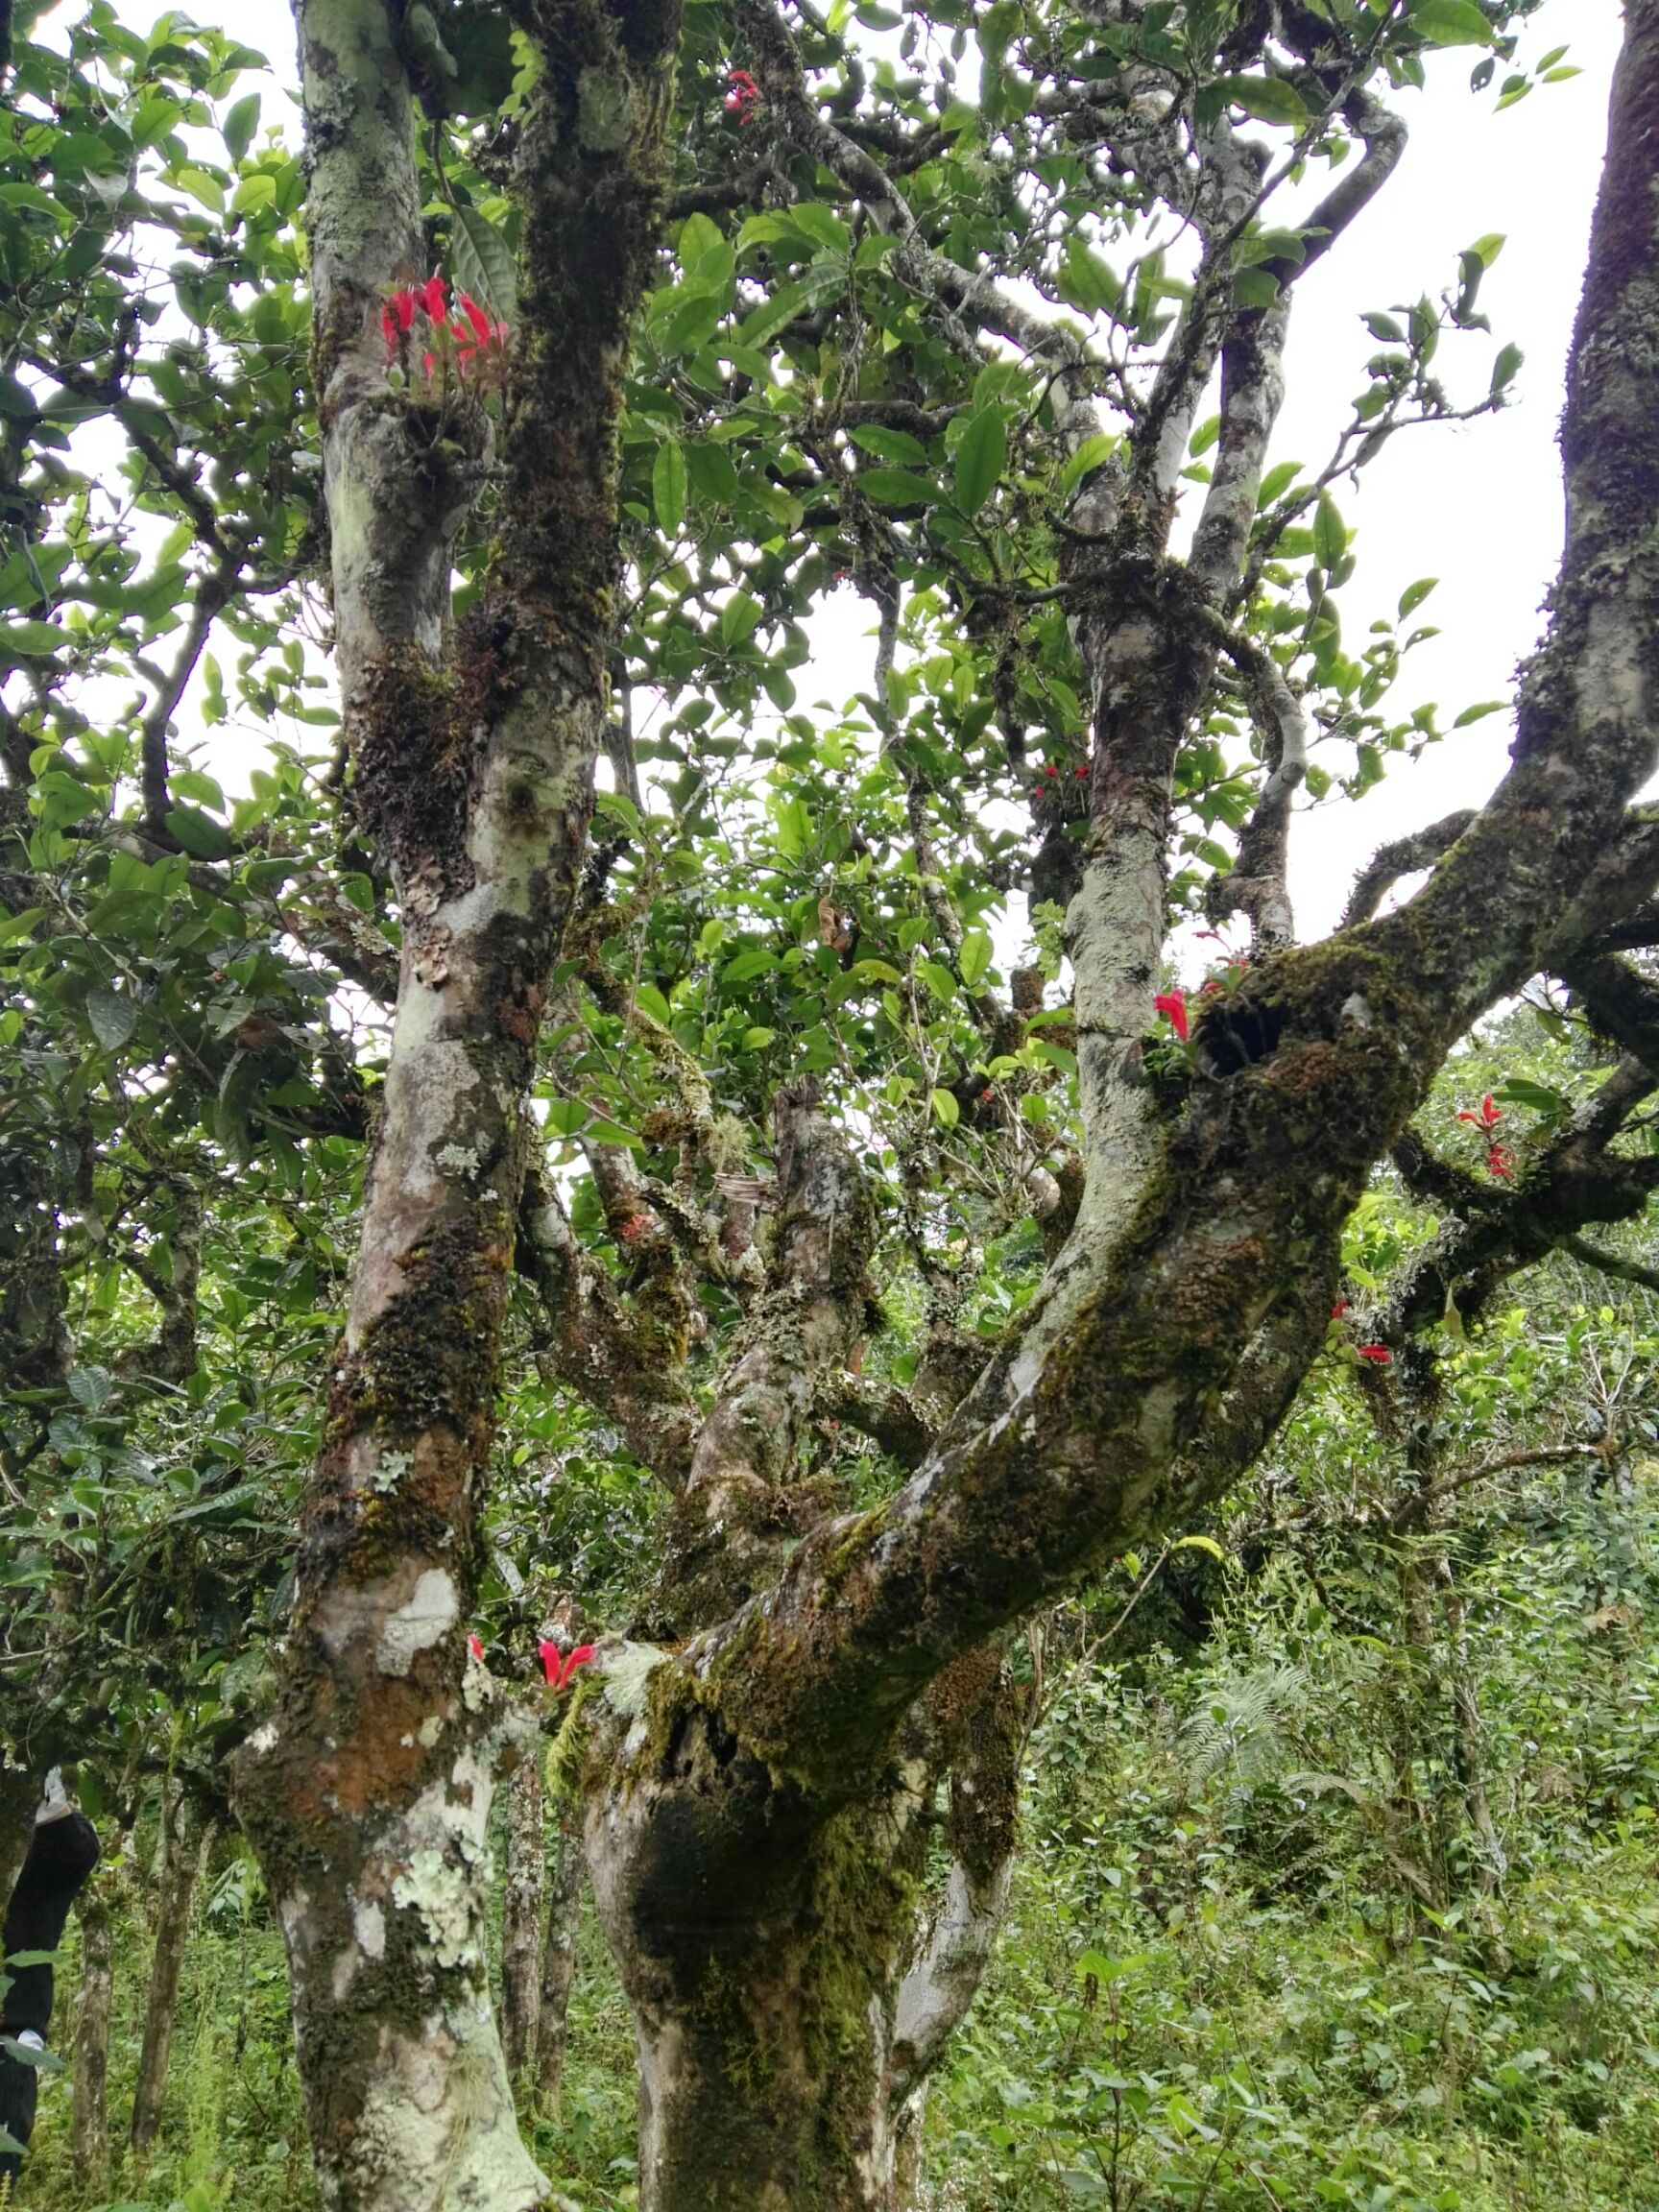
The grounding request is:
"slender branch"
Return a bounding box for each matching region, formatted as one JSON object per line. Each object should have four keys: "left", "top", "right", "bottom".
{"left": 516, "top": 1169, "right": 700, "bottom": 1491}
{"left": 1389, "top": 1444, "right": 1603, "bottom": 1530}
{"left": 1341, "top": 810, "right": 1477, "bottom": 929}
{"left": 821, "top": 1376, "right": 935, "bottom": 1470}
{"left": 1563, "top": 1235, "right": 1659, "bottom": 1295}
{"left": 138, "top": 557, "right": 240, "bottom": 837}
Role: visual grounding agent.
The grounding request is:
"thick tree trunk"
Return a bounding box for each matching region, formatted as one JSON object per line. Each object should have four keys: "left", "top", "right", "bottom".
{"left": 228, "top": 4, "right": 683, "bottom": 2207}
{"left": 71, "top": 1867, "right": 113, "bottom": 2188}
{"left": 588, "top": 1752, "right": 907, "bottom": 2212}
{"left": 130, "top": 1793, "right": 211, "bottom": 2153}
{"left": 499, "top": 1742, "right": 542, "bottom": 2078}
{"left": 533, "top": 1800, "right": 583, "bottom": 2116}
{"left": 581, "top": 1646, "right": 1028, "bottom": 2212}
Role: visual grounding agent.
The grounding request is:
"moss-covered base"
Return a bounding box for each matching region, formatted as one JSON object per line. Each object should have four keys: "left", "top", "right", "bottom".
{"left": 584, "top": 1690, "right": 932, "bottom": 2212}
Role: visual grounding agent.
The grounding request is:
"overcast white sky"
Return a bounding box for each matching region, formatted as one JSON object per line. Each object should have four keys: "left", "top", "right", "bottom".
{"left": 102, "top": 0, "right": 1625, "bottom": 947}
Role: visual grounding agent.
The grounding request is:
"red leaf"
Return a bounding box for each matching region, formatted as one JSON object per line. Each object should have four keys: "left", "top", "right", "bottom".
{"left": 1154, "top": 991, "right": 1189, "bottom": 1042}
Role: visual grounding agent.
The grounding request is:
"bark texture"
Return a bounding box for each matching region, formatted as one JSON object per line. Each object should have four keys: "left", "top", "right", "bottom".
{"left": 130, "top": 1793, "right": 211, "bottom": 2153}
{"left": 71, "top": 1868, "right": 113, "bottom": 2189}
{"left": 231, "top": 2, "right": 683, "bottom": 2206}
{"left": 499, "top": 1741, "right": 542, "bottom": 2078}
{"left": 532, "top": 1799, "right": 583, "bottom": 2116}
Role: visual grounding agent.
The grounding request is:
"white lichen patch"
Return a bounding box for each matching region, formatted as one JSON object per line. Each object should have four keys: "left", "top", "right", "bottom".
{"left": 435, "top": 1142, "right": 481, "bottom": 1176}
{"left": 346, "top": 2005, "right": 551, "bottom": 2212}
{"left": 391, "top": 1848, "right": 478, "bottom": 1971}
{"left": 353, "top": 1896, "right": 386, "bottom": 1960}
{"left": 371, "top": 1447, "right": 412, "bottom": 1495}
{"left": 247, "top": 1719, "right": 279, "bottom": 1754}
{"left": 332, "top": 1944, "right": 360, "bottom": 2002}
{"left": 419, "top": 1714, "right": 445, "bottom": 1748}
{"left": 376, "top": 1570, "right": 458, "bottom": 1677}
{"left": 600, "top": 1641, "right": 667, "bottom": 1719}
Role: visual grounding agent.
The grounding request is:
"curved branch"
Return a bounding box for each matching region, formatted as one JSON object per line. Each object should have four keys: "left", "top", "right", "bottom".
{"left": 1341, "top": 810, "right": 1477, "bottom": 929}
{"left": 516, "top": 1169, "right": 699, "bottom": 1490}
{"left": 690, "top": 10, "right": 1659, "bottom": 1789}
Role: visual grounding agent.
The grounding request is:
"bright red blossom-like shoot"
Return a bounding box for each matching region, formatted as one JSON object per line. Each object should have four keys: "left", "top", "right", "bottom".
{"left": 724, "top": 66, "right": 761, "bottom": 121}
{"left": 1332, "top": 1299, "right": 1349, "bottom": 1319}
{"left": 540, "top": 1641, "right": 597, "bottom": 1692}
{"left": 468, "top": 1633, "right": 484, "bottom": 1661}
{"left": 1358, "top": 1344, "right": 1392, "bottom": 1364}
{"left": 1154, "top": 991, "right": 1190, "bottom": 1042}
{"left": 1486, "top": 1142, "right": 1514, "bottom": 1177}
{"left": 1458, "top": 1094, "right": 1503, "bottom": 1129}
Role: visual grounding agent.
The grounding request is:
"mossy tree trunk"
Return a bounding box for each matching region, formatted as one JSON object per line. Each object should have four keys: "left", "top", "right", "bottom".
{"left": 532, "top": 1797, "right": 583, "bottom": 2117}
{"left": 227, "top": 3, "right": 1659, "bottom": 2208}
{"left": 229, "top": 2, "right": 682, "bottom": 2207}
{"left": 71, "top": 1863, "right": 113, "bottom": 2189}
{"left": 499, "top": 1737, "right": 542, "bottom": 2079}
{"left": 130, "top": 1792, "right": 212, "bottom": 2154}
{"left": 557, "top": 12, "right": 1659, "bottom": 2207}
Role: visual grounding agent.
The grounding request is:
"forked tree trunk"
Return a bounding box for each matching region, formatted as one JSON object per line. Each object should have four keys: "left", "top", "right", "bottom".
{"left": 499, "top": 1742, "right": 542, "bottom": 2077}
{"left": 71, "top": 1866, "right": 113, "bottom": 2187}
{"left": 582, "top": 1647, "right": 1028, "bottom": 2212}
{"left": 130, "top": 1792, "right": 212, "bottom": 2153}
{"left": 533, "top": 1798, "right": 584, "bottom": 2117}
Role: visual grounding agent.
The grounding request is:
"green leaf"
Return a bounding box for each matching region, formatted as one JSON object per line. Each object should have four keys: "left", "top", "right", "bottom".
{"left": 1398, "top": 577, "right": 1438, "bottom": 619}
{"left": 788, "top": 203, "right": 851, "bottom": 255}
{"left": 719, "top": 592, "right": 762, "bottom": 651}
{"left": 1056, "top": 240, "right": 1120, "bottom": 317}
{"left": 85, "top": 987, "right": 137, "bottom": 1051}
{"left": 929, "top": 1085, "right": 960, "bottom": 1128}
{"left": 1491, "top": 341, "right": 1524, "bottom": 396}
{"left": 543, "top": 1098, "right": 588, "bottom": 1138}
{"left": 918, "top": 958, "right": 958, "bottom": 1003}
{"left": 954, "top": 408, "right": 1005, "bottom": 517}
{"left": 1171, "top": 1533, "right": 1228, "bottom": 1563}
{"left": 174, "top": 164, "right": 225, "bottom": 213}
{"left": 230, "top": 172, "right": 276, "bottom": 217}
{"left": 857, "top": 469, "right": 943, "bottom": 509}
{"left": 652, "top": 438, "right": 686, "bottom": 536}
{"left": 1213, "top": 75, "right": 1311, "bottom": 130}
{"left": 223, "top": 90, "right": 261, "bottom": 160}
{"left": 2, "top": 619, "right": 67, "bottom": 661}
{"left": 1453, "top": 700, "right": 1507, "bottom": 728}
{"left": 165, "top": 805, "right": 233, "bottom": 860}
{"left": 722, "top": 947, "right": 778, "bottom": 983}
{"left": 1408, "top": 0, "right": 1496, "bottom": 45}
{"left": 1314, "top": 493, "right": 1346, "bottom": 571}
{"left": 851, "top": 425, "right": 929, "bottom": 468}
{"left": 1233, "top": 269, "right": 1281, "bottom": 310}
{"left": 1059, "top": 433, "right": 1118, "bottom": 497}
{"left": 1257, "top": 460, "right": 1301, "bottom": 507}
{"left": 1495, "top": 1077, "right": 1570, "bottom": 1121}
{"left": 958, "top": 930, "right": 992, "bottom": 987}
{"left": 451, "top": 203, "right": 517, "bottom": 322}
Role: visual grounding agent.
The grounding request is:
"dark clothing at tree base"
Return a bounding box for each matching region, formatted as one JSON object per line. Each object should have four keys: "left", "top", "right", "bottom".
{"left": 0, "top": 1810, "right": 100, "bottom": 2179}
